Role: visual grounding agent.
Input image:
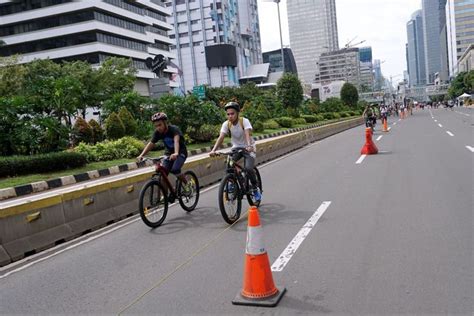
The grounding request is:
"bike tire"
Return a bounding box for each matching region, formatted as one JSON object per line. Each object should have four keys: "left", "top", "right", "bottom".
{"left": 246, "top": 167, "right": 263, "bottom": 207}
{"left": 218, "top": 173, "right": 242, "bottom": 224}
{"left": 178, "top": 170, "right": 200, "bottom": 212}
{"left": 138, "top": 180, "right": 168, "bottom": 228}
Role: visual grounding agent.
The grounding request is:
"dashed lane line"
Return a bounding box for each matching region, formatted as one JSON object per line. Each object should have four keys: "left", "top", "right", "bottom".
{"left": 271, "top": 201, "right": 332, "bottom": 272}
{"left": 355, "top": 155, "right": 367, "bottom": 164}
{"left": 446, "top": 131, "right": 454, "bottom": 137}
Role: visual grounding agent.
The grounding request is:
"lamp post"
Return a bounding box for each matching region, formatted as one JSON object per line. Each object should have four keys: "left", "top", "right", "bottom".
{"left": 265, "top": 0, "right": 285, "bottom": 72}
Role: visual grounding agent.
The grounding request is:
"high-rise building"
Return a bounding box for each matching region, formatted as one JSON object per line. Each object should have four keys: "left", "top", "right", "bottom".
{"left": 422, "top": 0, "right": 444, "bottom": 84}
{"left": 262, "top": 48, "right": 297, "bottom": 74}
{"left": 446, "top": 0, "right": 474, "bottom": 77}
{"left": 0, "top": 0, "right": 175, "bottom": 96}
{"left": 167, "top": 0, "right": 262, "bottom": 93}
{"left": 314, "top": 48, "right": 360, "bottom": 87}
{"left": 359, "top": 47, "right": 374, "bottom": 91}
{"left": 406, "top": 10, "right": 427, "bottom": 87}
{"left": 287, "top": 0, "right": 338, "bottom": 84}
{"left": 439, "top": 0, "right": 449, "bottom": 83}
{"left": 373, "top": 59, "right": 383, "bottom": 90}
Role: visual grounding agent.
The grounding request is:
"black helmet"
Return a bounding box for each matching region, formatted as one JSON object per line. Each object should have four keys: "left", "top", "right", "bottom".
{"left": 151, "top": 112, "right": 168, "bottom": 122}
{"left": 224, "top": 101, "right": 240, "bottom": 112}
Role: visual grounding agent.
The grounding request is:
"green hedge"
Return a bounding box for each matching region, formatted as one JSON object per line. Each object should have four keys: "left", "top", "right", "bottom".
{"left": 301, "top": 115, "right": 318, "bottom": 123}
{"left": 263, "top": 119, "right": 280, "bottom": 130}
{"left": 74, "top": 136, "right": 145, "bottom": 162}
{"left": 0, "top": 152, "right": 87, "bottom": 177}
{"left": 253, "top": 121, "right": 265, "bottom": 133}
{"left": 275, "top": 117, "right": 294, "bottom": 128}
{"left": 292, "top": 118, "right": 307, "bottom": 125}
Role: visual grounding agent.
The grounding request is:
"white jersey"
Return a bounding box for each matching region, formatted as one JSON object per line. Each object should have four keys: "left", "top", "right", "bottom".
{"left": 220, "top": 117, "right": 256, "bottom": 152}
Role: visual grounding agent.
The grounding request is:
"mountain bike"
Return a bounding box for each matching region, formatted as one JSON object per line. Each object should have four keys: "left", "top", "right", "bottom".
{"left": 215, "top": 150, "right": 262, "bottom": 224}
{"left": 138, "top": 156, "right": 200, "bottom": 228}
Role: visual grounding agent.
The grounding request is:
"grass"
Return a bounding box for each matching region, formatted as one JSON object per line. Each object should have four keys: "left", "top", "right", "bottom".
{"left": 0, "top": 116, "right": 357, "bottom": 189}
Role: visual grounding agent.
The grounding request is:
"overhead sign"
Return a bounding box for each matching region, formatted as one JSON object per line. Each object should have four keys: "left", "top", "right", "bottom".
{"left": 193, "top": 85, "right": 206, "bottom": 100}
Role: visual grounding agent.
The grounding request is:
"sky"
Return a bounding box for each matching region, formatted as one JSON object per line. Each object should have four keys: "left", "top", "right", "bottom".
{"left": 257, "top": 0, "right": 422, "bottom": 80}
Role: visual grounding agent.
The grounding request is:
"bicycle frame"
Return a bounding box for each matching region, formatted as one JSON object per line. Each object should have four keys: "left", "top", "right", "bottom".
{"left": 151, "top": 159, "right": 177, "bottom": 195}
{"left": 225, "top": 155, "right": 250, "bottom": 194}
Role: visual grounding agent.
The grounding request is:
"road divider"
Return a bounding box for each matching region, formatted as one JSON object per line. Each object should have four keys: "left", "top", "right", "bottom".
{"left": 0, "top": 118, "right": 363, "bottom": 267}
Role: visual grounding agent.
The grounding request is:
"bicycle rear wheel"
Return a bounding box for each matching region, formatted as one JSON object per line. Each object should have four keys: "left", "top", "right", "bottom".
{"left": 139, "top": 180, "right": 168, "bottom": 228}
{"left": 218, "top": 173, "right": 242, "bottom": 224}
{"left": 178, "top": 170, "right": 200, "bottom": 212}
{"left": 246, "top": 167, "right": 262, "bottom": 207}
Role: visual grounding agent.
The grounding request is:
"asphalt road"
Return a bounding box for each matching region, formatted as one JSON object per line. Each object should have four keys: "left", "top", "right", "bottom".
{"left": 0, "top": 107, "right": 472, "bottom": 315}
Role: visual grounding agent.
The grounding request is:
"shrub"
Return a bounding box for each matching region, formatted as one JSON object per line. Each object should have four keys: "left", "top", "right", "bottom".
{"left": 72, "top": 117, "right": 93, "bottom": 145}
{"left": 187, "top": 124, "right": 220, "bottom": 142}
{"left": 320, "top": 97, "right": 345, "bottom": 113}
{"left": 274, "top": 117, "right": 294, "bottom": 128}
{"left": 292, "top": 118, "right": 307, "bottom": 125}
{"left": 263, "top": 119, "right": 280, "bottom": 130}
{"left": 74, "top": 136, "right": 145, "bottom": 162}
{"left": 301, "top": 115, "right": 318, "bottom": 123}
{"left": 276, "top": 73, "right": 304, "bottom": 109}
{"left": 316, "top": 114, "right": 325, "bottom": 121}
{"left": 0, "top": 152, "right": 87, "bottom": 177}
{"left": 253, "top": 121, "right": 264, "bottom": 133}
{"left": 88, "top": 119, "right": 104, "bottom": 144}
{"left": 105, "top": 112, "right": 125, "bottom": 140}
{"left": 323, "top": 113, "right": 335, "bottom": 120}
{"left": 332, "top": 113, "right": 341, "bottom": 119}
{"left": 118, "top": 106, "right": 137, "bottom": 136}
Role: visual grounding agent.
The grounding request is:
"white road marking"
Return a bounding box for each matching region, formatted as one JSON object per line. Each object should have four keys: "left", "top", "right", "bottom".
{"left": 355, "top": 155, "right": 367, "bottom": 164}
{"left": 438, "top": 124, "right": 443, "bottom": 128}
{"left": 446, "top": 131, "right": 454, "bottom": 137}
{"left": 271, "top": 201, "right": 332, "bottom": 272}
{"left": 393, "top": 122, "right": 397, "bottom": 126}
{"left": 398, "top": 119, "right": 402, "bottom": 122}
{"left": 466, "top": 146, "right": 474, "bottom": 153}
{"left": 376, "top": 135, "right": 383, "bottom": 141}
{"left": 388, "top": 127, "right": 392, "bottom": 131}
{"left": 434, "top": 120, "right": 438, "bottom": 122}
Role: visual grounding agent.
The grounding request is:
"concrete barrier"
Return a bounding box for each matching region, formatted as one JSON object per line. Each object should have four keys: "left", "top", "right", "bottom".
{"left": 0, "top": 118, "right": 363, "bottom": 266}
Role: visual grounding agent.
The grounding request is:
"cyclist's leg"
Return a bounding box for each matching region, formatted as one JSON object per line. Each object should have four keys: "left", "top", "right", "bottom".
{"left": 243, "top": 152, "right": 257, "bottom": 188}
{"left": 170, "top": 154, "right": 187, "bottom": 184}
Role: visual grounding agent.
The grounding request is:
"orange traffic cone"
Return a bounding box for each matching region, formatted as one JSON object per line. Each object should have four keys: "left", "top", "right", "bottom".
{"left": 383, "top": 118, "right": 389, "bottom": 132}
{"left": 360, "top": 127, "right": 378, "bottom": 155}
{"left": 232, "top": 206, "right": 286, "bottom": 307}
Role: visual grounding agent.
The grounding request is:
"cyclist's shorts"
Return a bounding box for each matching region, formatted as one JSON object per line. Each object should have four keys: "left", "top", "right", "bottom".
{"left": 162, "top": 154, "right": 187, "bottom": 175}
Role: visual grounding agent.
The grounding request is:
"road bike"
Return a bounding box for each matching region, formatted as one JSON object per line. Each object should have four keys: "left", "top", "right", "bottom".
{"left": 215, "top": 150, "right": 262, "bottom": 224}
{"left": 138, "top": 156, "right": 200, "bottom": 228}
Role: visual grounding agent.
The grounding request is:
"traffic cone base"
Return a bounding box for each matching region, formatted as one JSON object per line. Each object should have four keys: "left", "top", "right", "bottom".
{"left": 360, "top": 128, "right": 378, "bottom": 155}
{"left": 233, "top": 287, "right": 286, "bottom": 307}
{"left": 232, "top": 206, "right": 286, "bottom": 307}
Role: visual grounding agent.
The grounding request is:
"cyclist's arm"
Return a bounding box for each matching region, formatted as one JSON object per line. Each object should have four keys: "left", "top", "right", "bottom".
{"left": 173, "top": 134, "right": 180, "bottom": 155}
{"left": 244, "top": 128, "right": 253, "bottom": 149}
{"left": 138, "top": 142, "right": 155, "bottom": 159}
{"left": 211, "top": 132, "right": 226, "bottom": 152}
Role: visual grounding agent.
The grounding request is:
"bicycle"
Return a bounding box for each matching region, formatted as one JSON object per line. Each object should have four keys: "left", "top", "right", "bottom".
{"left": 138, "top": 156, "right": 200, "bottom": 228}
{"left": 215, "top": 150, "right": 262, "bottom": 224}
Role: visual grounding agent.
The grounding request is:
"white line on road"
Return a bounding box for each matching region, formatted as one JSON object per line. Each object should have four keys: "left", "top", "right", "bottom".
{"left": 434, "top": 120, "right": 438, "bottom": 122}
{"left": 355, "top": 155, "right": 367, "bottom": 164}
{"left": 376, "top": 135, "right": 383, "bottom": 141}
{"left": 388, "top": 127, "right": 392, "bottom": 131}
{"left": 271, "top": 201, "right": 332, "bottom": 272}
{"left": 438, "top": 124, "right": 443, "bottom": 128}
{"left": 393, "top": 122, "right": 397, "bottom": 126}
{"left": 398, "top": 119, "right": 402, "bottom": 122}
{"left": 446, "top": 131, "right": 454, "bottom": 137}
{"left": 466, "top": 146, "right": 474, "bottom": 153}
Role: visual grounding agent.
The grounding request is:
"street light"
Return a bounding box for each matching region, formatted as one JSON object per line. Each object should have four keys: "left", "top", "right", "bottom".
{"left": 264, "top": 0, "right": 285, "bottom": 72}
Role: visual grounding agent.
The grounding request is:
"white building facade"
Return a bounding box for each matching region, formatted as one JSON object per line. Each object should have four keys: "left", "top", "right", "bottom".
{"left": 167, "top": 0, "right": 262, "bottom": 93}
{"left": 0, "top": 0, "right": 175, "bottom": 96}
{"left": 446, "top": 0, "right": 474, "bottom": 77}
{"left": 287, "top": 0, "right": 339, "bottom": 84}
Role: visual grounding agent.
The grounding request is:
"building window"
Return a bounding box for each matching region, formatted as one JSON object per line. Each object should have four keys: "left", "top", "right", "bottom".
{"left": 0, "top": 10, "right": 95, "bottom": 36}
{"left": 0, "top": 0, "right": 73, "bottom": 16}
{"left": 191, "top": 20, "right": 199, "bottom": 25}
{"left": 97, "top": 32, "right": 148, "bottom": 51}
{"left": 181, "top": 43, "right": 190, "bottom": 48}
{"left": 103, "top": 0, "right": 145, "bottom": 15}
{"left": 0, "top": 31, "right": 97, "bottom": 56}
{"left": 146, "top": 9, "right": 167, "bottom": 22}
{"left": 170, "top": 34, "right": 176, "bottom": 39}
{"left": 192, "top": 30, "right": 200, "bottom": 35}
{"left": 150, "top": 41, "right": 170, "bottom": 51}
{"left": 193, "top": 41, "right": 201, "bottom": 46}
{"left": 95, "top": 12, "right": 146, "bottom": 34}
{"left": 179, "top": 32, "right": 188, "bottom": 38}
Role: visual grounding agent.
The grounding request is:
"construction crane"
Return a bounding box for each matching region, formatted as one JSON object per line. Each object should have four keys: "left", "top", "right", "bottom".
{"left": 343, "top": 36, "right": 366, "bottom": 49}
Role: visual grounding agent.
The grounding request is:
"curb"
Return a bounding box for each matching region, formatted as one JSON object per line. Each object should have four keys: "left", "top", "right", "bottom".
{"left": 0, "top": 117, "right": 357, "bottom": 201}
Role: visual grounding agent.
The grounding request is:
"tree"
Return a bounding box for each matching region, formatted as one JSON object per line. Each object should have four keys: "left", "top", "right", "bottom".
{"left": 72, "top": 117, "right": 94, "bottom": 145}
{"left": 89, "top": 119, "right": 104, "bottom": 144}
{"left": 319, "top": 97, "right": 345, "bottom": 113}
{"left": 96, "top": 57, "right": 137, "bottom": 101}
{"left": 105, "top": 112, "right": 126, "bottom": 140}
{"left": 276, "top": 73, "right": 304, "bottom": 110}
{"left": 0, "top": 55, "right": 27, "bottom": 97}
{"left": 340, "top": 82, "right": 359, "bottom": 107}
{"left": 118, "top": 106, "right": 137, "bottom": 136}
{"left": 448, "top": 71, "right": 474, "bottom": 99}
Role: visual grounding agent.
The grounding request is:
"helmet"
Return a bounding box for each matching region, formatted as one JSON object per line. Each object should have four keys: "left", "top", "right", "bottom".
{"left": 224, "top": 101, "right": 240, "bottom": 112}
{"left": 151, "top": 112, "right": 168, "bottom": 122}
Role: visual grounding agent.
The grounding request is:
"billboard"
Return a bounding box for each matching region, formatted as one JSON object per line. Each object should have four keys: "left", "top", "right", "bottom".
{"left": 205, "top": 44, "right": 237, "bottom": 68}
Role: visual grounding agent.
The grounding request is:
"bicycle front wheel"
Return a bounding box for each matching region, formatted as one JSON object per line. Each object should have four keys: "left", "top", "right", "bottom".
{"left": 218, "top": 173, "right": 242, "bottom": 224}
{"left": 178, "top": 170, "right": 200, "bottom": 212}
{"left": 139, "top": 180, "right": 168, "bottom": 228}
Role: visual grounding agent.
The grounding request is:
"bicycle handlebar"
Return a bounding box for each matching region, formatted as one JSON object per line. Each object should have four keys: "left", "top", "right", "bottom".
{"left": 141, "top": 156, "right": 168, "bottom": 163}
